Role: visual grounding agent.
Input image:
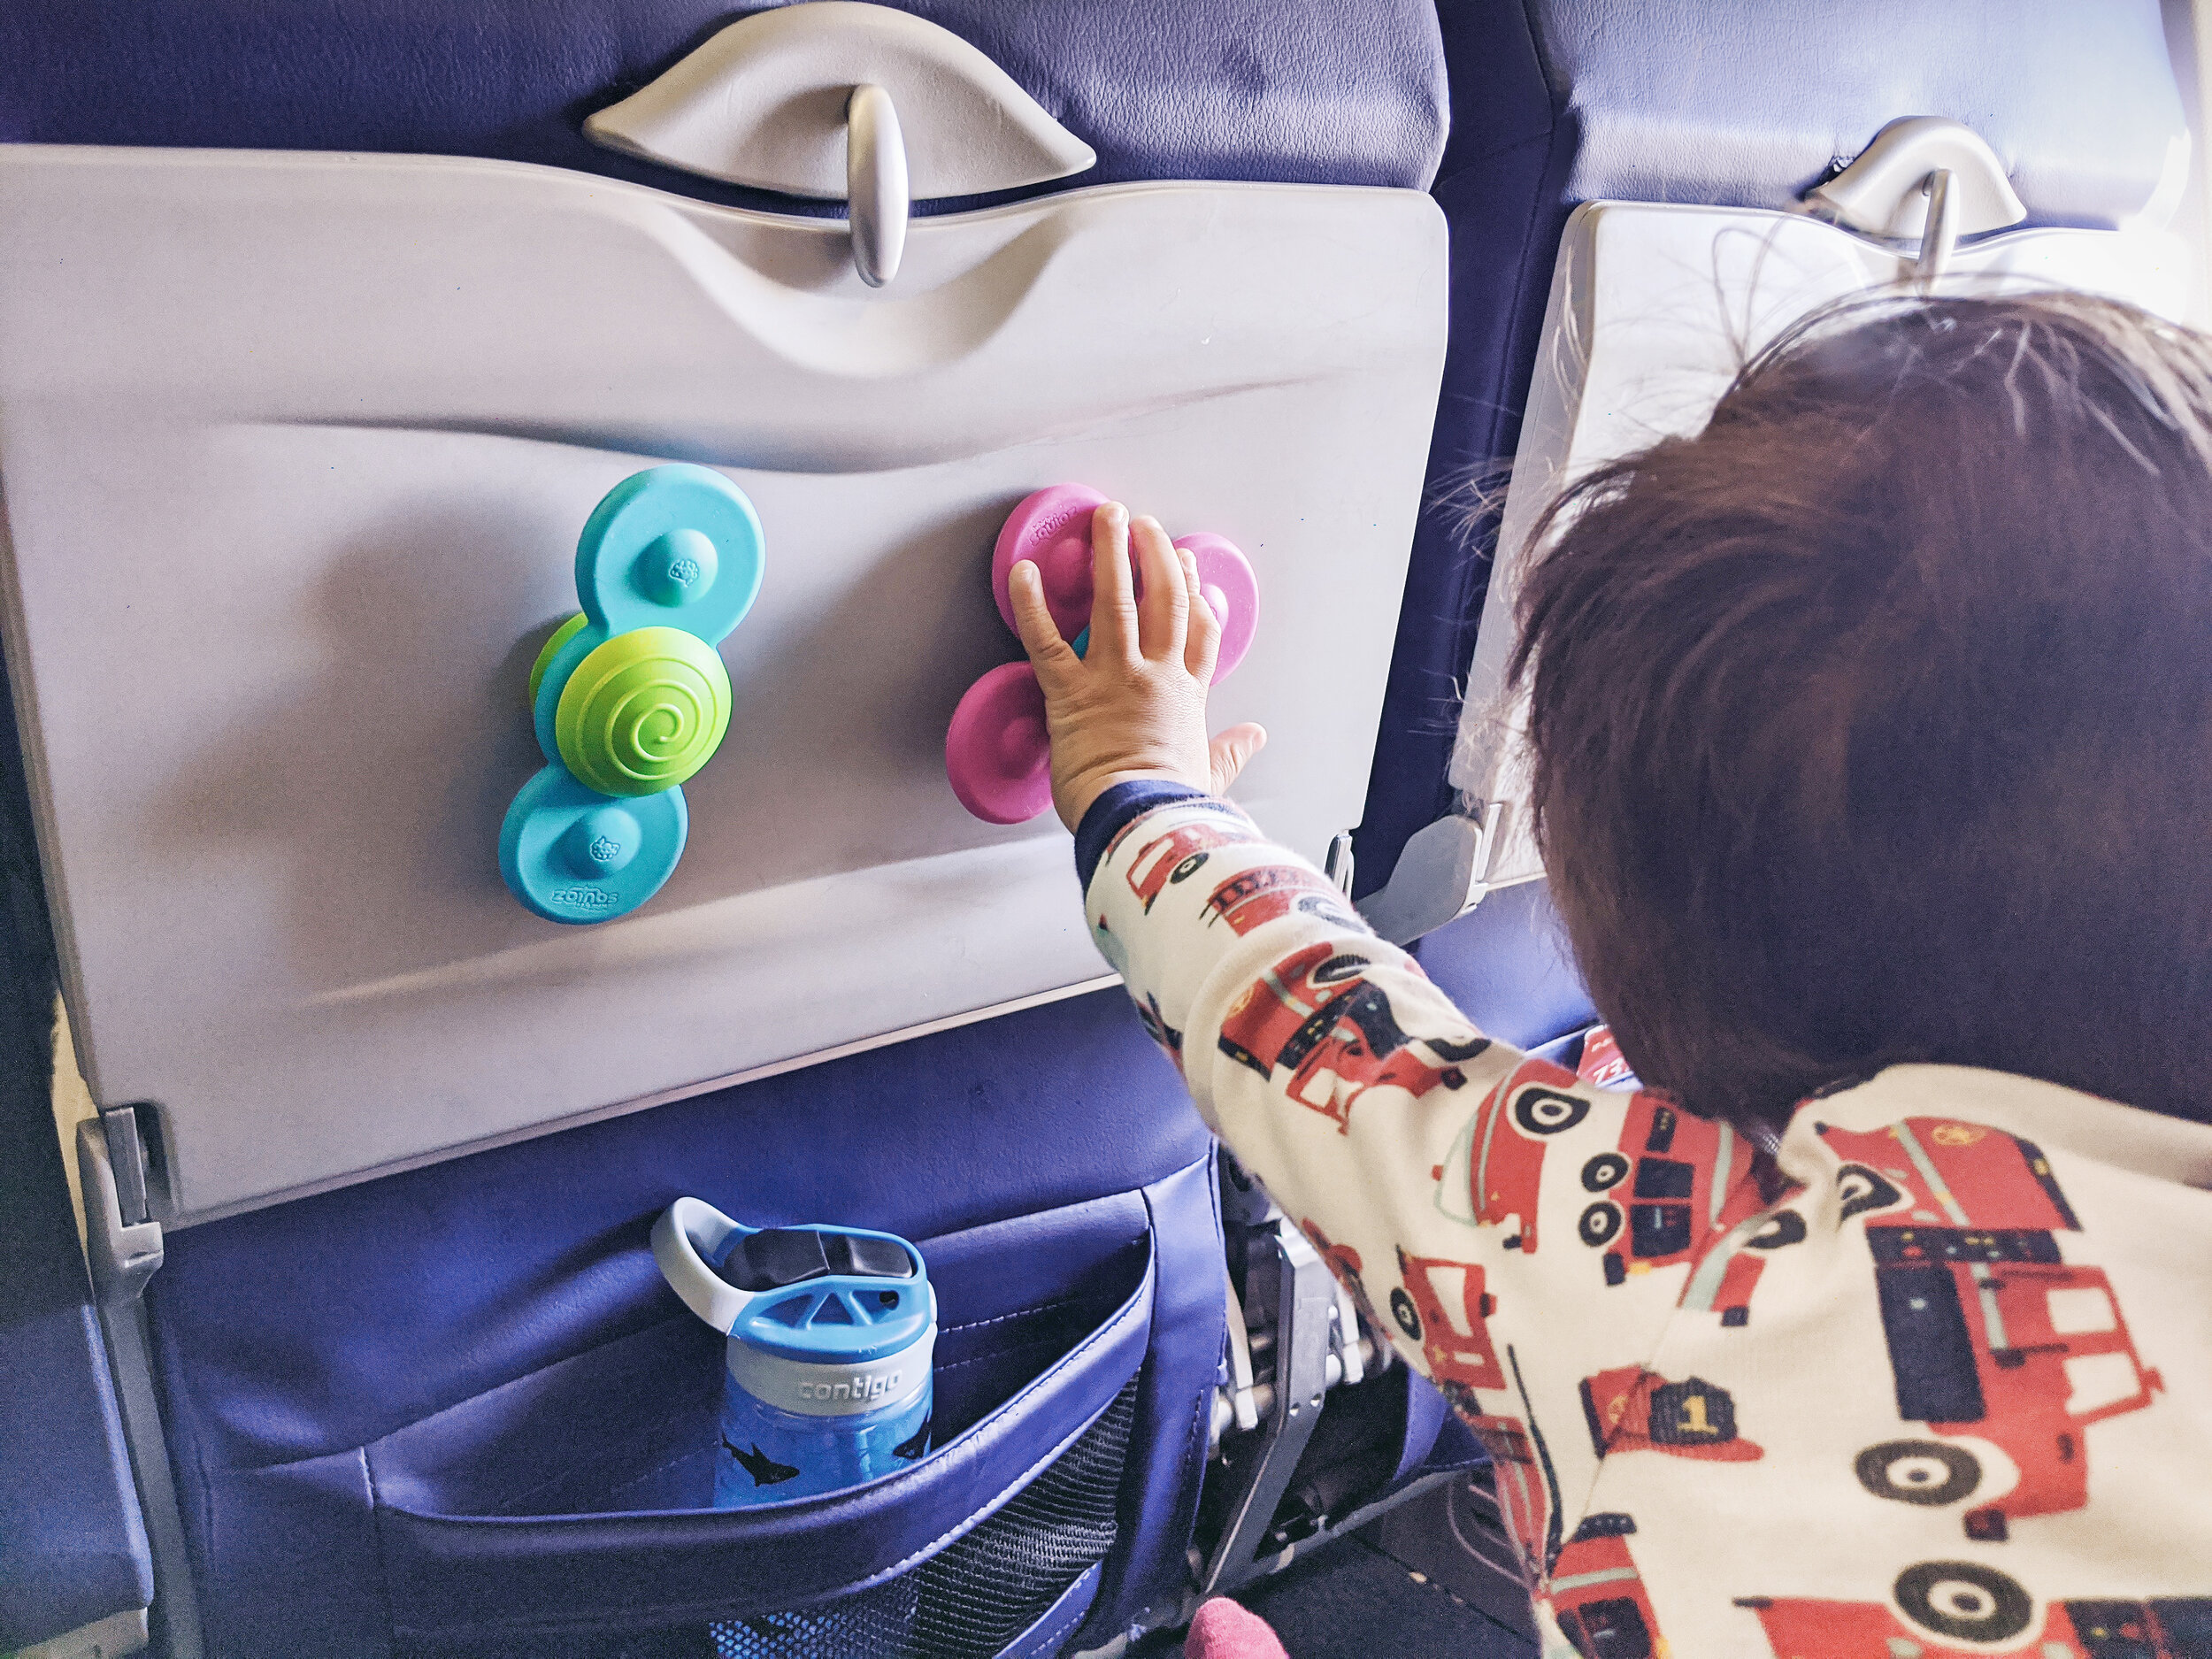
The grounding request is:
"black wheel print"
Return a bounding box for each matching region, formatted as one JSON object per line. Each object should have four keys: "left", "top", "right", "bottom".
{"left": 1893, "top": 1562, "right": 2032, "bottom": 1644}
{"left": 1578, "top": 1202, "right": 1624, "bottom": 1248}
{"left": 1513, "top": 1087, "right": 1590, "bottom": 1136}
{"left": 1389, "top": 1287, "right": 1423, "bottom": 1342}
{"left": 1429, "top": 1035, "right": 1492, "bottom": 1063}
{"left": 1746, "top": 1210, "right": 1809, "bottom": 1250}
{"left": 1855, "top": 1440, "right": 1981, "bottom": 1507}
{"left": 1838, "top": 1163, "right": 1905, "bottom": 1222}
{"left": 1169, "top": 852, "right": 1210, "bottom": 886}
{"left": 1581, "top": 1152, "right": 1631, "bottom": 1192}
{"left": 1313, "top": 953, "right": 1371, "bottom": 986}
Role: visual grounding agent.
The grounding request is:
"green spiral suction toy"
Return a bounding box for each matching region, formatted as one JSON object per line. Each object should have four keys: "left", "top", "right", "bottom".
{"left": 499, "top": 465, "right": 764, "bottom": 925}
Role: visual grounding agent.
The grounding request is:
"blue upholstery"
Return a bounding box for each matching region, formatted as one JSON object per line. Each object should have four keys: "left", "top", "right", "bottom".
{"left": 0, "top": 662, "right": 152, "bottom": 1651}
{"left": 1353, "top": 0, "right": 2189, "bottom": 898}
{"left": 1407, "top": 878, "right": 1593, "bottom": 1054}
{"left": 152, "top": 993, "right": 1205, "bottom": 1467}
{"left": 1005, "top": 1564, "right": 1106, "bottom": 1659}
{"left": 0, "top": 0, "right": 1448, "bottom": 210}
{"left": 1392, "top": 1371, "right": 1456, "bottom": 1487}
{"left": 1535, "top": 0, "right": 2182, "bottom": 222}
{"left": 0, "top": 1303, "right": 151, "bottom": 1648}
{"left": 146, "top": 996, "right": 1219, "bottom": 1655}
{"left": 374, "top": 1202, "right": 1155, "bottom": 1636}
{"left": 1094, "top": 1157, "right": 1228, "bottom": 1630}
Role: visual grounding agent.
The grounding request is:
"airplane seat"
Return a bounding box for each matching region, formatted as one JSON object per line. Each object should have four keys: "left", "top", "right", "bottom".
{"left": 10, "top": 4, "right": 2190, "bottom": 1653}
{"left": 1356, "top": 0, "right": 2189, "bottom": 1038}
{"left": 0, "top": 674, "right": 152, "bottom": 1659}
{"left": 0, "top": 4, "right": 1455, "bottom": 1656}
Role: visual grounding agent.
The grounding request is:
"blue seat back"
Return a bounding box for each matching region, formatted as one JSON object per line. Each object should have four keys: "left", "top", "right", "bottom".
{"left": 0, "top": 672, "right": 152, "bottom": 1653}
{"left": 1356, "top": 0, "right": 2188, "bottom": 897}
{"left": 0, "top": 0, "right": 1447, "bottom": 204}
{"left": 0, "top": 4, "right": 1451, "bottom": 1651}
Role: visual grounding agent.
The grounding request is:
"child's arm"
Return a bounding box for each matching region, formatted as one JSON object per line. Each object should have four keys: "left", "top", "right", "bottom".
{"left": 1079, "top": 784, "right": 1703, "bottom": 1379}
{"left": 1010, "top": 503, "right": 1778, "bottom": 1586}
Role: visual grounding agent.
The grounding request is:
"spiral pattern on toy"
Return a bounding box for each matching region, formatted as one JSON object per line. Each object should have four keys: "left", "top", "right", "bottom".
{"left": 556, "top": 626, "right": 732, "bottom": 797}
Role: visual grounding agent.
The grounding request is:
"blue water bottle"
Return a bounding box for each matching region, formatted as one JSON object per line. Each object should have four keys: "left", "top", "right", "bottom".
{"left": 654, "top": 1197, "right": 935, "bottom": 1505}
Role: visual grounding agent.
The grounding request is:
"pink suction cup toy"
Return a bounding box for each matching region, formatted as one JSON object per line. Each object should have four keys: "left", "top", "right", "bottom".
{"left": 945, "top": 662, "right": 1054, "bottom": 825}
{"left": 954, "top": 485, "right": 1264, "bottom": 825}
{"left": 990, "top": 485, "right": 1261, "bottom": 680}
{"left": 992, "top": 483, "right": 1109, "bottom": 641}
{"left": 1172, "top": 532, "right": 1260, "bottom": 681}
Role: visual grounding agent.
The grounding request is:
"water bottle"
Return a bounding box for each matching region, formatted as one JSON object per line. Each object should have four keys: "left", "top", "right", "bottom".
{"left": 654, "top": 1196, "right": 936, "bottom": 1505}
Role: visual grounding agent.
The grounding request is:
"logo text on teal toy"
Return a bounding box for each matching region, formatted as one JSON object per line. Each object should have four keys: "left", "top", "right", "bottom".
{"left": 553, "top": 885, "right": 621, "bottom": 910}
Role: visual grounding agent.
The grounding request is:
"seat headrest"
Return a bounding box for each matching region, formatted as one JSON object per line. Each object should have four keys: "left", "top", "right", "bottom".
{"left": 1510, "top": 0, "right": 2186, "bottom": 231}
{"left": 0, "top": 0, "right": 1449, "bottom": 204}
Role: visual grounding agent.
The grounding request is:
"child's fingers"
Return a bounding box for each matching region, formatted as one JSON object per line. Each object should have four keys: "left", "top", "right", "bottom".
{"left": 1208, "top": 723, "right": 1266, "bottom": 795}
{"left": 1131, "top": 515, "right": 1187, "bottom": 662}
{"left": 1087, "top": 502, "right": 1139, "bottom": 663}
{"left": 1009, "top": 560, "right": 1082, "bottom": 687}
{"left": 1182, "top": 547, "right": 1222, "bottom": 684}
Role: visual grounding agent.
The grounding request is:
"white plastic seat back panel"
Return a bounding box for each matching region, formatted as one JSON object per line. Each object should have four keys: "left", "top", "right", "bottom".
{"left": 1453, "top": 201, "right": 2186, "bottom": 887}
{"left": 0, "top": 149, "right": 1445, "bottom": 1222}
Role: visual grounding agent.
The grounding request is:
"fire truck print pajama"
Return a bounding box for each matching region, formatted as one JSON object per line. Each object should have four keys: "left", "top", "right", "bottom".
{"left": 1076, "top": 785, "right": 2212, "bottom": 1659}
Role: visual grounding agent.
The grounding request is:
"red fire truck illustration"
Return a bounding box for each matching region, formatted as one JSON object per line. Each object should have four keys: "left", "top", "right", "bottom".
{"left": 1217, "top": 943, "right": 1488, "bottom": 1132}
{"left": 1203, "top": 863, "right": 1360, "bottom": 937}
{"left": 1100, "top": 795, "right": 1248, "bottom": 864}
{"left": 1545, "top": 1514, "right": 1668, "bottom": 1659}
{"left": 1464, "top": 1410, "right": 1549, "bottom": 1578}
{"left": 1579, "top": 1367, "right": 1762, "bottom": 1463}
{"left": 1123, "top": 810, "right": 1260, "bottom": 912}
{"left": 1681, "top": 1202, "right": 1812, "bottom": 1325}
{"left": 1576, "top": 1024, "right": 1639, "bottom": 1090}
{"left": 1817, "top": 1119, "right": 2162, "bottom": 1538}
{"left": 1572, "top": 1093, "right": 1779, "bottom": 1319}
{"left": 1435, "top": 1057, "right": 1593, "bottom": 1252}
{"left": 1740, "top": 1569, "right": 2212, "bottom": 1659}
{"left": 1392, "top": 1247, "right": 1507, "bottom": 1397}
{"left": 1302, "top": 1218, "right": 1363, "bottom": 1281}
{"left": 1817, "top": 1118, "right": 2081, "bottom": 1233}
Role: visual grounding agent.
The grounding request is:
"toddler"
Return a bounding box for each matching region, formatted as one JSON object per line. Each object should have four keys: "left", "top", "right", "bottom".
{"left": 1009, "top": 293, "right": 2212, "bottom": 1658}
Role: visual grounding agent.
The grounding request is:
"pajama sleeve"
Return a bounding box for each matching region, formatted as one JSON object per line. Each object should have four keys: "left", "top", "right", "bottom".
{"left": 1079, "top": 789, "right": 1778, "bottom": 1586}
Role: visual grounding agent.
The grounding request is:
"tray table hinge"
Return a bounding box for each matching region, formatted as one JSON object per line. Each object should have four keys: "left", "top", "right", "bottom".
{"left": 79, "top": 1112, "right": 204, "bottom": 1659}
{"left": 86, "top": 1109, "right": 161, "bottom": 1296}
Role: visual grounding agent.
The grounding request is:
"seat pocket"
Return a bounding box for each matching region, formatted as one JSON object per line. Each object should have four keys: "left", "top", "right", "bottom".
{"left": 372, "top": 1190, "right": 1156, "bottom": 1655}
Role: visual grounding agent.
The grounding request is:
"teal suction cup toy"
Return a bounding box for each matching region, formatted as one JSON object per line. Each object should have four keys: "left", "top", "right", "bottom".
{"left": 500, "top": 770, "right": 691, "bottom": 923}
{"left": 500, "top": 465, "right": 764, "bottom": 924}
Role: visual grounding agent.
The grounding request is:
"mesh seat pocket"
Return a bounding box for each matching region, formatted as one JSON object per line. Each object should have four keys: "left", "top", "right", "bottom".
{"left": 709, "top": 1379, "right": 1137, "bottom": 1659}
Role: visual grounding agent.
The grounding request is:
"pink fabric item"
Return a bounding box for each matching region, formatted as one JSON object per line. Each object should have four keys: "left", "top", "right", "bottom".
{"left": 1183, "top": 1597, "right": 1291, "bottom": 1659}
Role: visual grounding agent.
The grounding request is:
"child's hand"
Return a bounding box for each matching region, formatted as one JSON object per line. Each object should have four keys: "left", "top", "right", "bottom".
{"left": 1010, "top": 502, "right": 1267, "bottom": 832}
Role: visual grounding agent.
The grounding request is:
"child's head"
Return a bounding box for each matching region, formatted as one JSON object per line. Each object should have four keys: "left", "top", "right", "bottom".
{"left": 1511, "top": 291, "right": 2212, "bottom": 1128}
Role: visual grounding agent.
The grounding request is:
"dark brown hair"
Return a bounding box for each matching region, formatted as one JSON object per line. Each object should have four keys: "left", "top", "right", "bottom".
{"left": 1509, "top": 291, "right": 2212, "bottom": 1130}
